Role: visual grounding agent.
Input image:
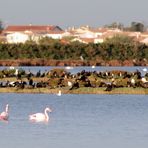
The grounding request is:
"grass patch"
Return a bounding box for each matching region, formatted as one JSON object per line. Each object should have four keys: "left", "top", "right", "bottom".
{"left": 0, "top": 87, "right": 147, "bottom": 94}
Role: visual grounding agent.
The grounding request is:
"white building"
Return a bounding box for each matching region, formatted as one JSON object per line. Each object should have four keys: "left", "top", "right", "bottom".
{"left": 6, "top": 32, "right": 30, "bottom": 43}
{"left": 45, "top": 31, "right": 64, "bottom": 39}
{"left": 3, "top": 25, "right": 63, "bottom": 43}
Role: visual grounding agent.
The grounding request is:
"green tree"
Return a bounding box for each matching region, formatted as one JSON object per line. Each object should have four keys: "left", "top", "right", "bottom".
{"left": 104, "top": 22, "right": 124, "bottom": 30}
{"left": 0, "top": 19, "right": 3, "bottom": 32}
{"left": 130, "top": 22, "right": 145, "bottom": 32}
{"left": 103, "top": 34, "right": 137, "bottom": 61}
{"left": 104, "top": 34, "right": 134, "bottom": 45}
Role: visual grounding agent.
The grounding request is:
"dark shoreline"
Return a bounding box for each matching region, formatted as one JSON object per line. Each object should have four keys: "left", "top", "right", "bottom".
{"left": 0, "top": 59, "right": 147, "bottom": 66}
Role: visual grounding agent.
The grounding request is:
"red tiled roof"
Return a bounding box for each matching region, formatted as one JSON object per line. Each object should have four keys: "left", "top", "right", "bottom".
{"left": 3, "top": 25, "right": 63, "bottom": 33}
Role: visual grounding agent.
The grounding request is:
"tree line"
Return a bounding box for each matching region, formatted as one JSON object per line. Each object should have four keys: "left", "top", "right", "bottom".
{"left": 104, "top": 21, "right": 147, "bottom": 32}
{"left": 0, "top": 35, "right": 147, "bottom": 63}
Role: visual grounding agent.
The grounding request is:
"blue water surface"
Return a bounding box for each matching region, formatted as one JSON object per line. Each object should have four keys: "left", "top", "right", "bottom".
{"left": 0, "top": 93, "right": 147, "bottom": 148}
{"left": 1, "top": 65, "right": 147, "bottom": 76}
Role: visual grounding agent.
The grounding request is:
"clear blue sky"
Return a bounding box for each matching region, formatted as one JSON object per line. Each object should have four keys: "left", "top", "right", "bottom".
{"left": 1, "top": 0, "right": 148, "bottom": 29}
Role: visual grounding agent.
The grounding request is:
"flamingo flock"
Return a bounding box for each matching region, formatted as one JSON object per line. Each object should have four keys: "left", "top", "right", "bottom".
{"left": 0, "top": 104, "right": 52, "bottom": 123}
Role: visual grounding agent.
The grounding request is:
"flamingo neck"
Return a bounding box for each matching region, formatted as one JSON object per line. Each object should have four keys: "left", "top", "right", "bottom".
{"left": 5, "top": 105, "right": 9, "bottom": 113}
{"left": 44, "top": 109, "right": 49, "bottom": 121}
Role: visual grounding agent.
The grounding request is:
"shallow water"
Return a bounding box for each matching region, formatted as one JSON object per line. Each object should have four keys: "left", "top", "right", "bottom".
{"left": 0, "top": 93, "right": 148, "bottom": 148}
{"left": 1, "top": 65, "right": 147, "bottom": 76}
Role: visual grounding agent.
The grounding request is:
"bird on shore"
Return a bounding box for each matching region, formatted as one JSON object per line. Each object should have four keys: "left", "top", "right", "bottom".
{"left": 143, "top": 68, "right": 147, "bottom": 72}
{"left": 141, "top": 77, "right": 148, "bottom": 83}
{"left": 29, "top": 107, "right": 52, "bottom": 123}
{"left": 0, "top": 104, "right": 9, "bottom": 121}
{"left": 65, "top": 66, "right": 73, "bottom": 70}
{"left": 91, "top": 65, "right": 95, "bottom": 69}
{"left": 68, "top": 81, "right": 72, "bottom": 87}
{"left": 57, "top": 90, "right": 62, "bottom": 96}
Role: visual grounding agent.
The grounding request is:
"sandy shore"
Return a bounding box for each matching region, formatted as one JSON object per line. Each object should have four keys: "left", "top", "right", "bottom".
{"left": 0, "top": 87, "right": 147, "bottom": 95}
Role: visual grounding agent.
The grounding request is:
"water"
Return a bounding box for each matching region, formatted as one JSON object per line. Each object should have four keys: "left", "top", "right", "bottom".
{"left": 1, "top": 66, "right": 148, "bottom": 76}
{"left": 0, "top": 93, "right": 148, "bottom": 148}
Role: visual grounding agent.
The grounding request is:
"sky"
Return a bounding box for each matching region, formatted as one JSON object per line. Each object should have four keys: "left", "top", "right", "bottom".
{"left": 0, "top": 0, "right": 148, "bottom": 29}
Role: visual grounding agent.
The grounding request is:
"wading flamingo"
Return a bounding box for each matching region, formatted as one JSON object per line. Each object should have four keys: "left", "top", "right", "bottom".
{"left": 29, "top": 107, "right": 52, "bottom": 122}
{"left": 0, "top": 104, "right": 9, "bottom": 121}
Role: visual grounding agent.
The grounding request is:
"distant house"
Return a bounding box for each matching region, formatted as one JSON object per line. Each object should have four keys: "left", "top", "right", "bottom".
{"left": 90, "top": 28, "right": 108, "bottom": 37}
{"left": 71, "top": 37, "right": 105, "bottom": 44}
{"left": 140, "top": 37, "right": 148, "bottom": 45}
{"left": 72, "top": 37, "right": 95, "bottom": 44}
{"left": 4, "top": 25, "right": 62, "bottom": 33}
{"left": 62, "top": 30, "right": 73, "bottom": 37}
{"left": 68, "top": 26, "right": 96, "bottom": 38}
{"left": 2, "top": 25, "right": 63, "bottom": 43}
{"left": 6, "top": 32, "right": 30, "bottom": 43}
{"left": 68, "top": 26, "right": 123, "bottom": 43}
{"left": 45, "top": 31, "right": 64, "bottom": 39}
{"left": 78, "top": 32, "right": 97, "bottom": 38}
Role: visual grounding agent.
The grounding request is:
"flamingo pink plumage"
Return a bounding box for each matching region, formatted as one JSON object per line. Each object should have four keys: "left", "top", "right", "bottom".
{"left": 0, "top": 104, "right": 9, "bottom": 121}
{"left": 29, "top": 107, "right": 52, "bottom": 122}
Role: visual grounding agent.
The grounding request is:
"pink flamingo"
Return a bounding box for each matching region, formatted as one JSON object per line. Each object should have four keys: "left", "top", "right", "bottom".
{"left": 29, "top": 107, "right": 52, "bottom": 122}
{"left": 0, "top": 104, "right": 9, "bottom": 121}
